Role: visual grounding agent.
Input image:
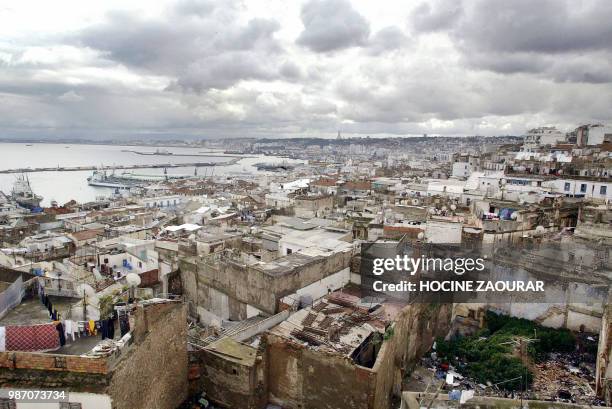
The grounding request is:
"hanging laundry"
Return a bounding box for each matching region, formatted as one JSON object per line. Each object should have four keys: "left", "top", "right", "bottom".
{"left": 88, "top": 320, "right": 96, "bottom": 335}
{"left": 6, "top": 323, "right": 60, "bottom": 351}
{"left": 108, "top": 318, "right": 115, "bottom": 339}
{"left": 64, "top": 320, "right": 77, "bottom": 341}
{"left": 0, "top": 327, "right": 5, "bottom": 352}
{"left": 55, "top": 322, "right": 66, "bottom": 347}
{"left": 119, "top": 315, "right": 130, "bottom": 336}
{"left": 100, "top": 320, "right": 109, "bottom": 340}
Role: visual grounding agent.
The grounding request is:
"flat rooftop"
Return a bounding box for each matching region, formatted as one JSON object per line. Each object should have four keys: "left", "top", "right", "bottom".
{"left": 205, "top": 337, "right": 258, "bottom": 367}
{"left": 0, "top": 296, "right": 78, "bottom": 326}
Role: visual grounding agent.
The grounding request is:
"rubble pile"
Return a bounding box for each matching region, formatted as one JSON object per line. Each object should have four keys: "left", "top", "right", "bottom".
{"left": 532, "top": 334, "right": 602, "bottom": 406}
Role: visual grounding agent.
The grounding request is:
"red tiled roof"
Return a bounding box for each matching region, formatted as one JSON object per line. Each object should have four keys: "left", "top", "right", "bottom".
{"left": 312, "top": 178, "right": 338, "bottom": 187}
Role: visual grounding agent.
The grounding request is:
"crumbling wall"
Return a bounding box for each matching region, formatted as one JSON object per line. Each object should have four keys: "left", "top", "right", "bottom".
{"left": 108, "top": 302, "right": 188, "bottom": 409}
{"left": 193, "top": 343, "right": 267, "bottom": 409}
{"left": 372, "top": 303, "right": 452, "bottom": 409}
{"left": 265, "top": 332, "right": 375, "bottom": 409}
{"left": 596, "top": 304, "right": 612, "bottom": 403}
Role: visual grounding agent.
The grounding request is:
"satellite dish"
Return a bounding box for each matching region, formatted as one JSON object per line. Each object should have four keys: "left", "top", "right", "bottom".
{"left": 535, "top": 225, "right": 545, "bottom": 235}
{"left": 417, "top": 232, "right": 425, "bottom": 240}
{"left": 510, "top": 212, "right": 518, "bottom": 220}
{"left": 126, "top": 273, "right": 141, "bottom": 287}
{"left": 412, "top": 199, "right": 420, "bottom": 206}
{"left": 76, "top": 284, "right": 95, "bottom": 297}
{"left": 450, "top": 204, "right": 457, "bottom": 211}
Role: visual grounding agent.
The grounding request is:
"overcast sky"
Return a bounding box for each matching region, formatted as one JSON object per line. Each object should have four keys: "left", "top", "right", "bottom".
{"left": 1, "top": 0, "right": 611, "bottom": 139}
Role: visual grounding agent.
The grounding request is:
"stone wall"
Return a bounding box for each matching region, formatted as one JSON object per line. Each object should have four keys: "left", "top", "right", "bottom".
{"left": 108, "top": 302, "right": 188, "bottom": 409}
{"left": 265, "top": 332, "right": 375, "bottom": 409}
{"left": 263, "top": 302, "right": 452, "bottom": 409}
{"left": 193, "top": 340, "right": 267, "bottom": 409}
{"left": 371, "top": 303, "right": 452, "bottom": 409}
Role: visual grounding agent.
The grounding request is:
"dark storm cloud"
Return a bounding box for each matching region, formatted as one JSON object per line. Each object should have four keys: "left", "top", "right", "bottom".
{"left": 409, "top": 0, "right": 612, "bottom": 84}
{"left": 455, "top": 0, "right": 612, "bottom": 54}
{"left": 296, "top": 0, "right": 370, "bottom": 52}
{"left": 75, "top": 2, "right": 284, "bottom": 92}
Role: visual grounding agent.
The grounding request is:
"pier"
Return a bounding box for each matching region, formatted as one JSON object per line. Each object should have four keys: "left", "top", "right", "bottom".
{"left": 0, "top": 158, "right": 241, "bottom": 174}
{"left": 120, "top": 150, "right": 255, "bottom": 158}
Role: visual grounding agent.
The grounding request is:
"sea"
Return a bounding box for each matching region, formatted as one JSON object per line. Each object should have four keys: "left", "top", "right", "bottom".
{"left": 0, "top": 143, "right": 302, "bottom": 206}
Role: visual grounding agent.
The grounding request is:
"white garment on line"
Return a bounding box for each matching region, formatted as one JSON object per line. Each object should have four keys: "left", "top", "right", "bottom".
{"left": 0, "top": 327, "right": 5, "bottom": 352}
{"left": 64, "top": 320, "right": 73, "bottom": 341}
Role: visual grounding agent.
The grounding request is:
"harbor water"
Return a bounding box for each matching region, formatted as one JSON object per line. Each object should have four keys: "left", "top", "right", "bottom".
{"left": 0, "top": 143, "right": 303, "bottom": 206}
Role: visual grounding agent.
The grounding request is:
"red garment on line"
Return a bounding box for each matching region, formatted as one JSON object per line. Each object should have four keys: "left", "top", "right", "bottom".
{"left": 5, "top": 323, "right": 60, "bottom": 351}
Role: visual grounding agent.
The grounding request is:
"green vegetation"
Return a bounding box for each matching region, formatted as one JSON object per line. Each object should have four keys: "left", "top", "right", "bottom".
{"left": 98, "top": 294, "right": 115, "bottom": 319}
{"left": 435, "top": 311, "right": 576, "bottom": 391}
{"left": 383, "top": 326, "right": 395, "bottom": 341}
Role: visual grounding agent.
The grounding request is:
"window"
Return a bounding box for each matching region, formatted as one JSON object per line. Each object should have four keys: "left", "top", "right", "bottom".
{"left": 580, "top": 183, "right": 587, "bottom": 193}
{"left": 286, "top": 248, "right": 292, "bottom": 255}
{"left": 601, "top": 186, "right": 607, "bottom": 195}
{"left": 564, "top": 182, "right": 570, "bottom": 191}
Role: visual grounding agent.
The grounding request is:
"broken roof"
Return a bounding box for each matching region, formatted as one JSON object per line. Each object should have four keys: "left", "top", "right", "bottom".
{"left": 268, "top": 290, "right": 406, "bottom": 358}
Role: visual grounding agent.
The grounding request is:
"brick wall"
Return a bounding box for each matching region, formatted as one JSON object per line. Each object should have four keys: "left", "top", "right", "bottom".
{"left": 0, "top": 352, "right": 108, "bottom": 374}
{"left": 138, "top": 268, "right": 159, "bottom": 287}
{"left": 0, "top": 352, "right": 109, "bottom": 391}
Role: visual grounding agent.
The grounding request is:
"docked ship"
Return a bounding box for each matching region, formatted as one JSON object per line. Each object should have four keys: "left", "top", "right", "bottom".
{"left": 87, "top": 170, "right": 144, "bottom": 189}
{"left": 254, "top": 162, "right": 295, "bottom": 171}
{"left": 87, "top": 168, "right": 189, "bottom": 189}
{"left": 11, "top": 174, "right": 43, "bottom": 210}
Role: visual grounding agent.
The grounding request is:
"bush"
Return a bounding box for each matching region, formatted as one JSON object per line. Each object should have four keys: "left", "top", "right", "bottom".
{"left": 434, "top": 312, "right": 576, "bottom": 391}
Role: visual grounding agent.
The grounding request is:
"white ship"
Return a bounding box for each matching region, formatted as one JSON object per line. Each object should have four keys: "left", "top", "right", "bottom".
{"left": 87, "top": 170, "right": 141, "bottom": 189}
{"left": 87, "top": 168, "right": 189, "bottom": 189}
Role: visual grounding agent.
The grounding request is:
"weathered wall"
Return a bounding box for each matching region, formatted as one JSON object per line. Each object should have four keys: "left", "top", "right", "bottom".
{"left": 372, "top": 303, "right": 452, "bottom": 409}
{"left": 0, "top": 352, "right": 109, "bottom": 391}
{"left": 294, "top": 195, "right": 334, "bottom": 218}
{"left": 108, "top": 302, "right": 188, "bottom": 409}
{"left": 193, "top": 343, "right": 267, "bottom": 409}
{"left": 596, "top": 303, "right": 612, "bottom": 403}
{"left": 265, "top": 332, "right": 375, "bottom": 409}
{"left": 180, "top": 249, "right": 354, "bottom": 320}
{"left": 264, "top": 302, "right": 451, "bottom": 409}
